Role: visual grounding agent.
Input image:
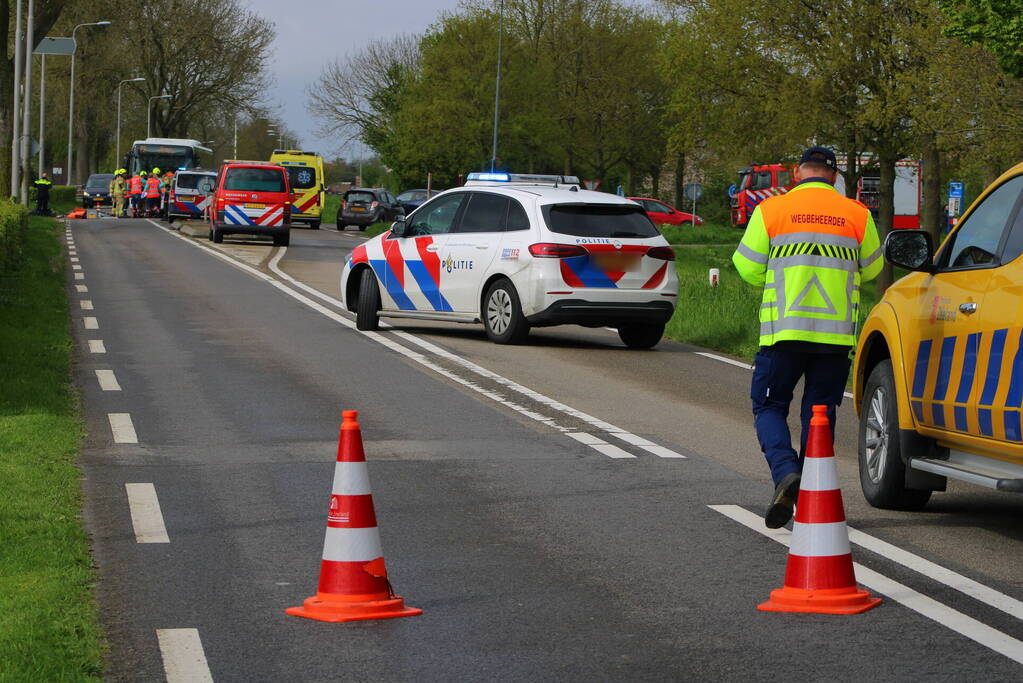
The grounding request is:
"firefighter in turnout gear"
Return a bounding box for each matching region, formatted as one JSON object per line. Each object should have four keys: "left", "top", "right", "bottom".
{"left": 110, "top": 170, "right": 127, "bottom": 217}
{"left": 144, "top": 170, "right": 161, "bottom": 216}
{"left": 127, "top": 171, "right": 144, "bottom": 217}
{"left": 732, "top": 146, "right": 883, "bottom": 528}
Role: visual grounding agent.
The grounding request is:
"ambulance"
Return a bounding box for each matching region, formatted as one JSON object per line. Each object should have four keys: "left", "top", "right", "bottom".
{"left": 854, "top": 162, "right": 1023, "bottom": 508}
{"left": 269, "top": 150, "right": 325, "bottom": 229}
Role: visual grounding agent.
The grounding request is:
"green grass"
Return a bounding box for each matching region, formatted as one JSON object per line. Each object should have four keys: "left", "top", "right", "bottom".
{"left": 657, "top": 221, "right": 741, "bottom": 245}
{"left": 664, "top": 245, "right": 883, "bottom": 362}
{"left": 324, "top": 194, "right": 340, "bottom": 225}
{"left": 0, "top": 216, "right": 104, "bottom": 681}
{"left": 50, "top": 186, "right": 78, "bottom": 215}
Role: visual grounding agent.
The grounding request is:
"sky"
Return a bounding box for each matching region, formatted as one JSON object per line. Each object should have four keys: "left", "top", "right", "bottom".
{"left": 245, "top": 0, "right": 465, "bottom": 159}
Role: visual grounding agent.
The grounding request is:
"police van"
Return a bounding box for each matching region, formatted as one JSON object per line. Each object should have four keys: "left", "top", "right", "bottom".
{"left": 855, "top": 162, "right": 1023, "bottom": 508}
{"left": 340, "top": 172, "right": 679, "bottom": 348}
{"left": 269, "top": 150, "right": 325, "bottom": 229}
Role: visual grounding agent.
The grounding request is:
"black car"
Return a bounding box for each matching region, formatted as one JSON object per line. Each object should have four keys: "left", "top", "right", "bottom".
{"left": 337, "top": 187, "right": 404, "bottom": 231}
{"left": 79, "top": 173, "right": 114, "bottom": 208}
{"left": 396, "top": 188, "right": 438, "bottom": 216}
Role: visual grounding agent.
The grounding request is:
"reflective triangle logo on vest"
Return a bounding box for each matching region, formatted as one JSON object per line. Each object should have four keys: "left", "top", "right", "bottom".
{"left": 788, "top": 273, "right": 838, "bottom": 315}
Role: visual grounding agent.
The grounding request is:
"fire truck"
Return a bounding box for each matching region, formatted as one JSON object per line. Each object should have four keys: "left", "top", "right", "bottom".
{"left": 729, "top": 156, "right": 921, "bottom": 230}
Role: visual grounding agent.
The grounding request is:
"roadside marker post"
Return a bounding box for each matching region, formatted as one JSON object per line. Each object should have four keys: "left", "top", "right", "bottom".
{"left": 758, "top": 405, "right": 881, "bottom": 615}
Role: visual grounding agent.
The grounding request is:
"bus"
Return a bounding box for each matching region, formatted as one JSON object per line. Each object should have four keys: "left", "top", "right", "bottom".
{"left": 123, "top": 138, "right": 211, "bottom": 176}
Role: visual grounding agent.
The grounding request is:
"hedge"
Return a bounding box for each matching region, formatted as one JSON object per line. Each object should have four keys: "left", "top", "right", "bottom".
{"left": 0, "top": 199, "right": 29, "bottom": 277}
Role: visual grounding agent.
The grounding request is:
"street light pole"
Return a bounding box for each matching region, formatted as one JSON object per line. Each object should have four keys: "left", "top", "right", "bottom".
{"left": 37, "top": 53, "right": 44, "bottom": 177}
{"left": 66, "top": 20, "right": 111, "bottom": 186}
{"left": 19, "top": 0, "right": 34, "bottom": 204}
{"left": 489, "top": 0, "right": 505, "bottom": 172}
{"left": 116, "top": 78, "right": 145, "bottom": 167}
{"left": 147, "top": 94, "right": 172, "bottom": 138}
{"left": 11, "top": 0, "right": 24, "bottom": 198}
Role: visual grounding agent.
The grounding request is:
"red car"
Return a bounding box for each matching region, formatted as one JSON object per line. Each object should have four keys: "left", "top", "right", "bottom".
{"left": 628, "top": 196, "right": 703, "bottom": 226}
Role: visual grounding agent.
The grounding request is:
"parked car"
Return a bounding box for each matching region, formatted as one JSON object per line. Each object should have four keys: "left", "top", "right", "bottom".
{"left": 337, "top": 187, "right": 405, "bottom": 231}
{"left": 396, "top": 188, "right": 439, "bottom": 216}
{"left": 202, "top": 161, "right": 293, "bottom": 246}
{"left": 79, "top": 173, "right": 114, "bottom": 208}
{"left": 628, "top": 196, "right": 702, "bottom": 226}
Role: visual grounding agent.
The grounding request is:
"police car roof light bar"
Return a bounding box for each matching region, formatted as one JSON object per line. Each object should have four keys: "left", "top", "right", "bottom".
{"left": 465, "top": 172, "right": 582, "bottom": 187}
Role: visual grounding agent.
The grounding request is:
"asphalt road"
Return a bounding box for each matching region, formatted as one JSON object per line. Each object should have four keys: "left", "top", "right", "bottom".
{"left": 68, "top": 217, "right": 1023, "bottom": 681}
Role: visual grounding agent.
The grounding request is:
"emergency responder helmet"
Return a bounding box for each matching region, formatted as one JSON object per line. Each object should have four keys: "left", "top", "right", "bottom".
{"left": 152, "top": 167, "right": 160, "bottom": 174}
{"left": 140, "top": 170, "right": 148, "bottom": 177}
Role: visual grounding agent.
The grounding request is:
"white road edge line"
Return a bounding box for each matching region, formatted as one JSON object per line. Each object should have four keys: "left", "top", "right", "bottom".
{"left": 125, "top": 483, "right": 170, "bottom": 543}
{"left": 567, "top": 431, "right": 636, "bottom": 459}
{"left": 96, "top": 369, "right": 121, "bottom": 391}
{"left": 157, "top": 628, "right": 213, "bottom": 683}
{"left": 695, "top": 351, "right": 855, "bottom": 400}
{"left": 709, "top": 504, "right": 1023, "bottom": 666}
{"left": 88, "top": 340, "right": 106, "bottom": 354}
{"left": 108, "top": 413, "right": 138, "bottom": 444}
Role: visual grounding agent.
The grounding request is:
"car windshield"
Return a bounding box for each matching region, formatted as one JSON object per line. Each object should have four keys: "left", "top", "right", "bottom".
{"left": 224, "top": 168, "right": 286, "bottom": 192}
{"left": 86, "top": 175, "right": 113, "bottom": 190}
{"left": 541, "top": 203, "right": 658, "bottom": 238}
{"left": 346, "top": 192, "right": 375, "bottom": 203}
{"left": 175, "top": 173, "right": 211, "bottom": 190}
{"left": 285, "top": 166, "right": 317, "bottom": 190}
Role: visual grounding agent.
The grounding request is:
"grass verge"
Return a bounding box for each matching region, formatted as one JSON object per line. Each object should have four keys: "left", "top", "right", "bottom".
{"left": 658, "top": 221, "right": 741, "bottom": 245}
{"left": 665, "top": 244, "right": 883, "bottom": 362}
{"left": 0, "top": 215, "right": 103, "bottom": 681}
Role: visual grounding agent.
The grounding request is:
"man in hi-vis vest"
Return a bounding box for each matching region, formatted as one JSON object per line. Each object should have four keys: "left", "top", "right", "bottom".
{"left": 732, "top": 146, "right": 882, "bottom": 528}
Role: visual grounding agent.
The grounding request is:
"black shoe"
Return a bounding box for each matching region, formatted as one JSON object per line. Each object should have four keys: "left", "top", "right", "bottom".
{"left": 765, "top": 472, "right": 801, "bottom": 529}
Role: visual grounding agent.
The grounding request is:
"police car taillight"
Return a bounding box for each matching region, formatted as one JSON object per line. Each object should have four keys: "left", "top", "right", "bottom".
{"left": 646, "top": 246, "right": 676, "bottom": 261}
{"left": 529, "top": 243, "right": 587, "bottom": 258}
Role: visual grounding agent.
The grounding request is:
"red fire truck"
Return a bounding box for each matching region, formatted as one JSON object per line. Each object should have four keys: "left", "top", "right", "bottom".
{"left": 729, "top": 156, "right": 921, "bottom": 230}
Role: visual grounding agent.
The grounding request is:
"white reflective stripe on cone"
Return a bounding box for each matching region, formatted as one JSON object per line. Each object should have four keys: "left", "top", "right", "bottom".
{"left": 799, "top": 456, "right": 840, "bottom": 492}
{"left": 790, "top": 521, "right": 852, "bottom": 557}
{"left": 322, "top": 526, "right": 384, "bottom": 562}
{"left": 330, "top": 461, "right": 372, "bottom": 496}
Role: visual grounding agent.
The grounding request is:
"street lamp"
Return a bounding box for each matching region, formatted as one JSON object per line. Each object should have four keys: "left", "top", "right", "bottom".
{"left": 66, "top": 20, "right": 111, "bottom": 185}
{"left": 147, "top": 94, "right": 173, "bottom": 138}
{"left": 116, "top": 77, "right": 145, "bottom": 169}
{"left": 489, "top": 0, "right": 505, "bottom": 172}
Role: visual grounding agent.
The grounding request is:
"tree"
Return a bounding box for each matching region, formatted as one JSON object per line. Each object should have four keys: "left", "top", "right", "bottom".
{"left": 940, "top": 0, "right": 1023, "bottom": 77}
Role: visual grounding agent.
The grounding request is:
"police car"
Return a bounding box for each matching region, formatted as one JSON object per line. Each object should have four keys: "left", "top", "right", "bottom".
{"left": 855, "top": 162, "right": 1023, "bottom": 508}
{"left": 340, "top": 172, "right": 679, "bottom": 348}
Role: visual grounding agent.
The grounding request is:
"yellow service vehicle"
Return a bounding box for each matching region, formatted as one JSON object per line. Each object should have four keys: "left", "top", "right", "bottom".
{"left": 854, "top": 162, "right": 1023, "bottom": 509}
{"left": 269, "top": 149, "right": 325, "bottom": 229}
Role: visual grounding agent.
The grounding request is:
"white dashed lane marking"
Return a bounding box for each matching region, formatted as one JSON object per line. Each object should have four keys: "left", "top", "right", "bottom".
{"left": 76, "top": 284, "right": 88, "bottom": 293}
{"left": 125, "top": 483, "right": 169, "bottom": 543}
{"left": 96, "top": 369, "right": 121, "bottom": 391}
{"left": 567, "top": 431, "right": 636, "bottom": 459}
{"left": 80, "top": 299, "right": 93, "bottom": 310}
{"left": 71, "top": 257, "right": 79, "bottom": 262}
{"left": 710, "top": 504, "right": 1023, "bottom": 666}
{"left": 157, "top": 629, "right": 213, "bottom": 683}
{"left": 88, "top": 340, "right": 106, "bottom": 354}
{"left": 84, "top": 317, "right": 98, "bottom": 329}
{"left": 72, "top": 264, "right": 82, "bottom": 270}
{"left": 74, "top": 273, "right": 84, "bottom": 280}
{"left": 108, "top": 413, "right": 138, "bottom": 444}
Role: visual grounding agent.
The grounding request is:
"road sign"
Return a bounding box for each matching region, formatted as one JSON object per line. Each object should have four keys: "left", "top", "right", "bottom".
{"left": 947, "top": 197, "right": 961, "bottom": 217}
{"left": 33, "top": 37, "right": 76, "bottom": 56}
{"left": 583, "top": 179, "right": 600, "bottom": 191}
{"left": 52, "top": 167, "right": 62, "bottom": 176}
{"left": 948, "top": 181, "right": 964, "bottom": 199}
{"left": 684, "top": 183, "right": 703, "bottom": 202}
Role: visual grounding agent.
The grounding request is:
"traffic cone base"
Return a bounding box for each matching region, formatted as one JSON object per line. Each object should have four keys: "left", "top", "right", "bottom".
{"left": 286, "top": 592, "right": 423, "bottom": 623}
{"left": 758, "top": 586, "right": 881, "bottom": 615}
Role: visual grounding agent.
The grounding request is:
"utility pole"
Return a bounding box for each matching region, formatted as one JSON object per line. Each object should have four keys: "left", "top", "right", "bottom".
{"left": 11, "top": 0, "right": 24, "bottom": 198}
{"left": 233, "top": 115, "right": 238, "bottom": 159}
{"left": 19, "top": 0, "right": 34, "bottom": 204}
{"left": 116, "top": 78, "right": 145, "bottom": 167}
{"left": 37, "top": 53, "right": 44, "bottom": 176}
{"left": 66, "top": 21, "right": 111, "bottom": 185}
{"left": 490, "top": 0, "right": 505, "bottom": 173}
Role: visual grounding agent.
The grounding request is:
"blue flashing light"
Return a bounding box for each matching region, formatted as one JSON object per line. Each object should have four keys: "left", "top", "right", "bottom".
{"left": 178, "top": 166, "right": 187, "bottom": 170}
{"left": 469, "top": 172, "right": 510, "bottom": 182}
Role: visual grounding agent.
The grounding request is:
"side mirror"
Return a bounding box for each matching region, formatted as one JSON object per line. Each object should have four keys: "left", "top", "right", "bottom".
{"left": 884, "top": 229, "right": 934, "bottom": 273}
{"left": 198, "top": 179, "right": 214, "bottom": 195}
{"left": 391, "top": 217, "right": 408, "bottom": 237}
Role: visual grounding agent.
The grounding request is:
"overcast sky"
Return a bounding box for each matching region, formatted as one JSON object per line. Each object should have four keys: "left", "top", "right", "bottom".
{"left": 245, "top": 0, "right": 465, "bottom": 159}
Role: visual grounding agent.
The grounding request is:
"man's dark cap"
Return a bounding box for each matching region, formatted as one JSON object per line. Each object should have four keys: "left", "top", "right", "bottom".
{"left": 799, "top": 146, "right": 838, "bottom": 171}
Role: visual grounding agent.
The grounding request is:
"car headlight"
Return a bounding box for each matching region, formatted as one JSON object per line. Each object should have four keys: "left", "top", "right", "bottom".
{"left": 83, "top": 192, "right": 90, "bottom": 197}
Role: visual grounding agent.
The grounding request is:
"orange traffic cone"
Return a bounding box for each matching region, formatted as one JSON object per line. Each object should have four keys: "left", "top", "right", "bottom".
{"left": 287, "top": 410, "right": 423, "bottom": 623}
{"left": 758, "top": 405, "right": 881, "bottom": 615}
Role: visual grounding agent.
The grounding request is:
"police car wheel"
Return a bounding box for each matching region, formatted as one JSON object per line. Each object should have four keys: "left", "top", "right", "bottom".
{"left": 356, "top": 268, "right": 381, "bottom": 331}
{"left": 858, "top": 360, "right": 931, "bottom": 510}
{"left": 483, "top": 280, "right": 529, "bottom": 344}
{"left": 618, "top": 323, "right": 664, "bottom": 350}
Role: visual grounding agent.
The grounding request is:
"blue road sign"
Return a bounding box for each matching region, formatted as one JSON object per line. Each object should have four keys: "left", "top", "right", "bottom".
{"left": 949, "top": 181, "right": 964, "bottom": 199}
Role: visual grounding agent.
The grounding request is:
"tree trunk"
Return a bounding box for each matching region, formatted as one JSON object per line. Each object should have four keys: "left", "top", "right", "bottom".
{"left": 674, "top": 152, "right": 685, "bottom": 209}
{"left": 920, "top": 133, "right": 943, "bottom": 247}
{"left": 650, "top": 165, "right": 660, "bottom": 199}
{"left": 877, "top": 153, "right": 898, "bottom": 293}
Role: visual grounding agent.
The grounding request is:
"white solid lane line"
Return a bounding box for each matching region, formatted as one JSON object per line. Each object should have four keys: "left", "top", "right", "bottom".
{"left": 157, "top": 629, "right": 213, "bottom": 683}
{"left": 709, "top": 504, "right": 1023, "bottom": 666}
{"left": 108, "top": 413, "right": 138, "bottom": 444}
{"left": 80, "top": 299, "right": 93, "bottom": 310}
{"left": 567, "top": 431, "right": 636, "bottom": 459}
{"left": 125, "top": 483, "right": 169, "bottom": 543}
{"left": 76, "top": 284, "right": 88, "bottom": 292}
{"left": 88, "top": 340, "right": 106, "bottom": 354}
{"left": 84, "top": 317, "right": 98, "bottom": 329}
{"left": 96, "top": 369, "right": 121, "bottom": 391}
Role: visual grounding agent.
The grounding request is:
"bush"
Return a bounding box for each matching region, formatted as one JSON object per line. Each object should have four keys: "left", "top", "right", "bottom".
{"left": 49, "top": 186, "right": 77, "bottom": 214}
{"left": 0, "top": 199, "right": 29, "bottom": 276}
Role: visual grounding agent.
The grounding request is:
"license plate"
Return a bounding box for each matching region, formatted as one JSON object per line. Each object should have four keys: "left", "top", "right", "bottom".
{"left": 593, "top": 253, "right": 640, "bottom": 271}
{"left": 245, "top": 202, "right": 264, "bottom": 209}
{"left": 351, "top": 206, "right": 365, "bottom": 212}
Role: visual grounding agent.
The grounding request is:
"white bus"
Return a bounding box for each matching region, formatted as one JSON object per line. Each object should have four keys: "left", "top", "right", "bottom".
{"left": 124, "top": 138, "right": 211, "bottom": 176}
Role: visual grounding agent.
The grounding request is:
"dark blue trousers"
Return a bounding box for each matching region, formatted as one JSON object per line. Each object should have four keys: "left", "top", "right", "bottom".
{"left": 750, "top": 344, "right": 851, "bottom": 485}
